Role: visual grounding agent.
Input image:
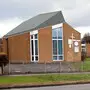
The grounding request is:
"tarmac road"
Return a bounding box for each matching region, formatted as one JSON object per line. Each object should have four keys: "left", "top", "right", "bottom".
{"left": 9, "top": 84, "right": 90, "bottom": 90}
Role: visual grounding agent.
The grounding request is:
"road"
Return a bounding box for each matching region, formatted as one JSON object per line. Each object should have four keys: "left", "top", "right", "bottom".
{"left": 9, "top": 84, "right": 90, "bottom": 90}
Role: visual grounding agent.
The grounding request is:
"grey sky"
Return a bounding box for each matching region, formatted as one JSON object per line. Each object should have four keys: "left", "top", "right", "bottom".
{"left": 0, "top": 0, "right": 75, "bottom": 19}
{"left": 0, "top": 0, "right": 90, "bottom": 37}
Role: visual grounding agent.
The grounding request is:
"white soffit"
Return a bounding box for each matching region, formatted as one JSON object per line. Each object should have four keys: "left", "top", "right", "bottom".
{"left": 30, "top": 30, "right": 38, "bottom": 35}
{"left": 52, "top": 23, "right": 63, "bottom": 29}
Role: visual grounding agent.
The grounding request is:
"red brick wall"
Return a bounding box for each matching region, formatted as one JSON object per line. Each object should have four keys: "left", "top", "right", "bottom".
{"left": 63, "top": 23, "right": 81, "bottom": 62}
{"left": 4, "top": 33, "right": 30, "bottom": 63}
{"left": 86, "top": 44, "right": 90, "bottom": 57}
{"left": 38, "top": 26, "right": 52, "bottom": 63}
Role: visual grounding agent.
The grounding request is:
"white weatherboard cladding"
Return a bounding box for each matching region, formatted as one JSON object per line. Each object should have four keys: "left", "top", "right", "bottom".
{"left": 30, "top": 30, "right": 38, "bottom": 35}
{"left": 52, "top": 23, "right": 63, "bottom": 29}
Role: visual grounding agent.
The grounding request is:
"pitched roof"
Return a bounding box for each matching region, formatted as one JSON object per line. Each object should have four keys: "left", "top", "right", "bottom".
{"left": 5, "top": 11, "right": 65, "bottom": 37}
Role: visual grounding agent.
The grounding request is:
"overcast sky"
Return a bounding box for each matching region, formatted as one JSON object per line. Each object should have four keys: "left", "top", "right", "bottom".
{"left": 0, "top": 0, "right": 90, "bottom": 38}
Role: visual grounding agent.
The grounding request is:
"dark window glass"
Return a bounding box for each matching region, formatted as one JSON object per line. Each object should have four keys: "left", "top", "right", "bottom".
{"left": 35, "top": 40, "right": 38, "bottom": 55}
{"left": 31, "top": 40, "right": 34, "bottom": 55}
{"left": 57, "top": 56, "right": 63, "bottom": 60}
{"left": 32, "top": 56, "right": 34, "bottom": 61}
{"left": 58, "top": 40, "right": 63, "bottom": 55}
{"left": 53, "top": 40, "right": 57, "bottom": 55}
{"left": 53, "top": 56, "right": 57, "bottom": 60}
{"left": 31, "top": 35, "right": 33, "bottom": 39}
{"left": 35, "top": 56, "right": 38, "bottom": 61}
{"left": 52, "top": 29, "right": 57, "bottom": 39}
{"left": 82, "top": 46, "right": 85, "bottom": 48}
{"left": 58, "top": 27, "right": 62, "bottom": 39}
{"left": 35, "top": 34, "right": 38, "bottom": 39}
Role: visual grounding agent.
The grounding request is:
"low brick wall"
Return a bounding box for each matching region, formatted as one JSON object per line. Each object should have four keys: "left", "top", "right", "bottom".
{"left": 4, "top": 62, "right": 81, "bottom": 74}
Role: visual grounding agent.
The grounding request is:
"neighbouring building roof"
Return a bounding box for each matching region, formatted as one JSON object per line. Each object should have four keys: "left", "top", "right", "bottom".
{"left": 5, "top": 11, "right": 65, "bottom": 37}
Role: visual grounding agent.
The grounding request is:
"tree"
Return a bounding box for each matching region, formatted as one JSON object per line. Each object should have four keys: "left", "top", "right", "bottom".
{"left": 0, "top": 53, "right": 8, "bottom": 75}
{"left": 81, "top": 33, "right": 90, "bottom": 61}
{"left": 82, "top": 33, "right": 90, "bottom": 44}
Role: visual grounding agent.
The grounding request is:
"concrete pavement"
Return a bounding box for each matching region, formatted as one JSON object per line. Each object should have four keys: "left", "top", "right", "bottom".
{"left": 10, "top": 84, "right": 90, "bottom": 90}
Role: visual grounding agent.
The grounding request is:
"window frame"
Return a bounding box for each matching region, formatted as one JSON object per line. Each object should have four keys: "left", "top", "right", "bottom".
{"left": 30, "top": 30, "right": 39, "bottom": 62}
{"left": 52, "top": 24, "right": 64, "bottom": 61}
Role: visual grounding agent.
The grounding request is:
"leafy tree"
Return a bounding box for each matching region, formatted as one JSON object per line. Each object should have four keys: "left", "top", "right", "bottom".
{"left": 81, "top": 33, "right": 90, "bottom": 61}
{"left": 82, "top": 33, "right": 90, "bottom": 44}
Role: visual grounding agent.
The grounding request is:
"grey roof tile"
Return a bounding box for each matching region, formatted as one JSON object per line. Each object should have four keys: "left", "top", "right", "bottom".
{"left": 5, "top": 11, "right": 65, "bottom": 37}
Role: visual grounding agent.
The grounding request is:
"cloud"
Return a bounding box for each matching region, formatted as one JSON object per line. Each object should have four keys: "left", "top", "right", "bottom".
{"left": 0, "top": 17, "right": 23, "bottom": 37}
{"left": 63, "top": 5, "right": 90, "bottom": 27}
{"left": 75, "top": 26, "right": 90, "bottom": 38}
{"left": 0, "top": 0, "right": 79, "bottom": 20}
{"left": 0, "top": 0, "right": 53, "bottom": 19}
{"left": 52, "top": 0, "right": 90, "bottom": 28}
{"left": 0, "top": 0, "right": 90, "bottom": 37}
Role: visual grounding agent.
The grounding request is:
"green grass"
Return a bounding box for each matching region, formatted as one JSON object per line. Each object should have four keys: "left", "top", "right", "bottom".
{"left": 81, "top": 58, "right": 90, "bottom": 71}
{"left": 83, "top": 61, "right": 90, "bottom": 71}
{"left": 1, "top": 58, "right": 90, "bottom": 85}
{"left": 0, "top": 74, "right": 90, "bottom": 84}
{"left": 85, "top": 58, "right": 90, "bottom": 61}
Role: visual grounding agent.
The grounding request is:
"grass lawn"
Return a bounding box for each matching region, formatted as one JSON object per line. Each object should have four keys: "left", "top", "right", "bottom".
{"left": 0, "top": 58, "right": 90, "bottom": 85}
{"left": 81, "top": 57, "right": 90, "bottom": 71}
{"left": 0, "top": 74, "right": 90, "bottom": 85}
{"left": 85, "top": 58, "right": 90, "bottom": 61}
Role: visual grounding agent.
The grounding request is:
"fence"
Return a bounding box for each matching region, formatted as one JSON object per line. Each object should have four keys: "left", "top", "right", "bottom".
{"left": 3, "top": 61, "right": 83, "bottom": 74}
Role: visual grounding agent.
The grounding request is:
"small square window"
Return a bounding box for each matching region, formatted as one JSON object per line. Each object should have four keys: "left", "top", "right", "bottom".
{"left": 35, "top": 34, "right": 38, "bottom": 39}
{"left": 32, "top": 56, "right": 34, "bottom": 61}
{"left": 53, "top": 56, "right": 57, "bottom": 60}
{"left": 35, "top": 56, "right": 38, "bottom": 61}
{"left": 57, "top": 56, "right": 63, "bottom": 60}
{"left": 52, "top": 29, "right": 57, "bottom": 39}
{"left": 31, "top": 35, "right": 33, "bottom": 39}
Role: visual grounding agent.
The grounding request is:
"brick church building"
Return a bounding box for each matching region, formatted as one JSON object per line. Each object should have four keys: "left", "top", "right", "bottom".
{"left": 3, "top": 11, "right": 81, "bottom": 63}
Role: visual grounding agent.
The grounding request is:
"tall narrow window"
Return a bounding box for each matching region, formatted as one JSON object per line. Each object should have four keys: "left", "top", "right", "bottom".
{"left": 52, "top": 27, "right": 63, "bottom": 60}
{"left": 31, "top": 33, "right": 38, "bottom": 62}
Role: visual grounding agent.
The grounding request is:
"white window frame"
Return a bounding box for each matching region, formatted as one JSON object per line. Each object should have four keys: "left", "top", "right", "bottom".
{"left": 52, "top": 23, "right": 64, "bottom": 61}
{"left": 30, "top": 30, "right": 39, "bottom": 62}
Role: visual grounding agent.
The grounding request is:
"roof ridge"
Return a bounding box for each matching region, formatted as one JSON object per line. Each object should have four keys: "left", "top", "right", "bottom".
{"left": 39, "top": 11, "right": 61, "bottom": 15}
{"left": 35, "top": 11, "right": 64, "bottom": 29}
{"left": 4, "top": 11, "right": 64, "bottom": 37}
